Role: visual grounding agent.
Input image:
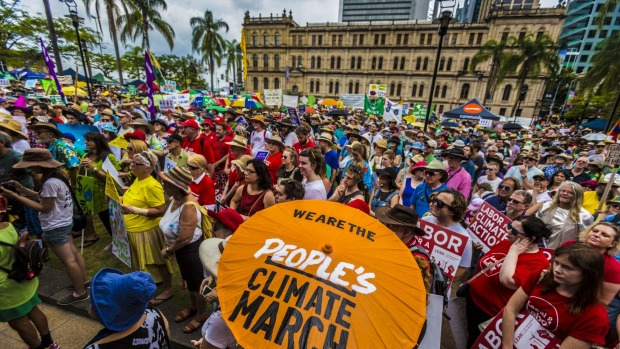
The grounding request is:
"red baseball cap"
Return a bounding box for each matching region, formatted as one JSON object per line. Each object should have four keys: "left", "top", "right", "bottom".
{"left": 208, "top": 208, "right": 244, "bottom": 232}
{"left": 123, "top": 129, "right": 146, "bottom": 142}
{"left": 201, "top": 119, "right": 214, "bottom": 127}
{"left": 180, "top": 119, "right": 200, "bottom": 130}
{"left": 214, "top": 116, "right": 225, "bottom": 124}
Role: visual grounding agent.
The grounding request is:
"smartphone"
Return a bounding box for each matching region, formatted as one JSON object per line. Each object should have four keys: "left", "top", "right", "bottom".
{"left": 201, "top": 284, "right": 213, "bottom": 296}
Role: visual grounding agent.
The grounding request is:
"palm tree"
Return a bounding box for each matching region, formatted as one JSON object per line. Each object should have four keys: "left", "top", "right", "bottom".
{"left": 596, "top": 0, "right": 619, "bottom": 27}
{"left": 224, "top": 39, "right": 241, "bottom": 93}
{"left": 470, "top": 38, "right": 511, "bottom": 105}
{"left": 499, "top": 33, "right": 559, "bottom": 117}
{"left": 190, "top": 10, "right": 229, "bottom": 94}
{"left": 116, "top": 0, "right": 175, "bottom": 50}
{"left": 83, "top": 0, "right": 128, "bottom": 84}
{"left": 582, "top": 33, "right": 620, "bottom": 95}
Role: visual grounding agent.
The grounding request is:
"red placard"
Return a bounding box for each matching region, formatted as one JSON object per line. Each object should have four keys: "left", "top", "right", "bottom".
{"left": 473, "top": 310, "right": 560, "bottom": 349}
{"left": 415, "top": 219, "right": 470, "bottom": 287}
{"left": 468, "top": 202, "right": 511, "bottom": 252}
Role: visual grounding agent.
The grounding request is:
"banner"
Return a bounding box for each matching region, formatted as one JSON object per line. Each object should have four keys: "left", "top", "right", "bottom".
{"left": 49, "top": 95, "right": 65, "bottom": 105}
{"left": 57, "top": 75, "right": 73, "bottom": 85}
{"left": 340, "top": 94, "right": 365, "bottom": 109}
{"left": 368, "top": 84, "right": 387, "bottom": 97}
{"left": 75, "top": 175, "right": 94, "bottom": 215}
{"left": 467, "top": 202, "right": 511, "bottom": 252}
{"left": 415, "top": 219, "right": 470, "bottom": 287}
{"left": 163, "top": 157, "right": 177, "bottom": 172}
{"left": 56, "top": 124, "right": 98, "bottom": 152}
{"left": 109, "top": 199, "right": 132, "bottom": 267}
{"left": 472, "top": 310, "right": 560, "bottom": 348}
{"left": 161, "top": 79, "right": 177, "bottom": 94}
{"left": 103, "top": 159, "right": 124, "bottom": 188}
{"left": 384, "top": 98, "right": 403, "bottom": 122}
{"left": 144, "top": 50, "right": 157, "bottom": 120}
{"left": 0, "top": 79, "right": 9, "bottom": 87}
{"left": 162, "top": 94, "right": 190, "bottom": 109}
{"left": 263, "top": 89, "right": 282, "bottom": 106}
{"left": 283, "top": 94, "right": 299, "bottom": 108}
{"left": 240, "top": 28, "right": 247, "bottom": 83}
{"left": 146, "top": 49, "right": 165, "bottom": 85}
{"left": 364, "top": 94, "right": 384, "bottom": 115}
{"left": 39, "top": 37, "right": 67, "bottom": 102}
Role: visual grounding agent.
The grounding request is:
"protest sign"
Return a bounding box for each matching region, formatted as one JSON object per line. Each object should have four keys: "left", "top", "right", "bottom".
{"left": 288, "top": 107, "right": 301, "bottom": 126}
{"left": 109, "top": 199, "right": 132, "bottom": 267}
{"left": 128, "top": 85, "right": 137, "bottom": 95}
{"left": 0, "top": 79, "right": 10, "bottom": 86}
{"left": 103, "top": 158, "right": 124, "bottom": 188}
{"left": 263, "top": 89, "right": 282, "bottom": 106}
{"left": 416, "top": 219, "right": 470, "bottom": 287}
{"left": 162, "top": 93, "right": 190, "bottom": 109}
{"left": 467, "top": 202, "right": 511, "bottom": 252}
{"left": 418, "top": 294, "right": 443, "bottom": 349}
{"left": 25, "top": 79, "right": 37, "bottom": 88}
{"left": 472, "top": 310, "right": 560, "bottom": 348}
{"left": 56, "top": 124, "right": 98, "bottom": 152}
{"left": 254, "top": 150, "right": 269, "bottom": 162}
{"left": 368, "top": 84, "right": 387, "bottom": 97}
{"left": 298, "top": 105, "right": 306, "bottom": 115}
{"left": 161, "top": 79, "right": 177, "bottom": 94}
{"left": 163, "top": 157, "right": 177, "bottom": 172}
{"left": 108, "top": 136, "right": 130, "bottom": 149}
{"left": 49, "top": 95, "right": 65, "bottom": 105}
{"left": 75, "top": 175, "right": 94, "bottom": 215}
{"left": 283, "top": 94, "right": 299, "bottom": 108}
{"left": 479, "top": 119, "right": 493, "bottom": 128}
{"left": 105, "top": 172, "right": 121, "bottom": 203}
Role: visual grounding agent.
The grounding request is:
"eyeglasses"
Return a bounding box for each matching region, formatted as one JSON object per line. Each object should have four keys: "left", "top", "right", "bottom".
{"left": 100, "top": 118, "right": 111, "bottom": 122}
{"left": 610, "top": 204, "right": 620, "bottom": 209}
{"left": 507, "top": 198, "right": 523, "bottom": 204}
{"left": 499, "top": 184, "right": 512, "bottom": 191}
{"left": 485, "top": 168, "right": 496, "bottom": 171}
{"left": 424, "top": 170, "right": 438, "bottom": 176}
{"left": 507, "top": 223, "right": 527, "bottom": 237}
{"left": 430, "top": 197, "right": 453, "bottom": 210}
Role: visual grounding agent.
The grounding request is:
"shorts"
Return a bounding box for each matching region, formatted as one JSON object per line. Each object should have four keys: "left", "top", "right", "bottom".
{"left": 202, "top": 310, "right": 237, "bottom": 349}
{"left": 174, "top": 238, "right": 204, "bottom": 292}
{"left": 42, "top": 224, "right": 73, "bottom": 247}
{"left": 0, "top": 293, "right": 41, "bottom": 322}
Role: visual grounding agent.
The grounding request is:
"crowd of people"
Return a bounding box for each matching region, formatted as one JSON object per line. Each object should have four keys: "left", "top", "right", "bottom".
{"left": 0, "top": 88, "right": 619, "bottom": 349}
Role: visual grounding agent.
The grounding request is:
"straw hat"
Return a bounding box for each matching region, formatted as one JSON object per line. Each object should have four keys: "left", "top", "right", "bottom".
{"left": 158, "top": 166, "right": 193, "bottom": 194}
{"left": 199, "top": 236, "right": 232, "bottom": 277}
{"left": 129, "top": 118, "right": 155, "bottom": 134}
{"left": 225, "top": 135, "right": 248, "bottom": 149}
{"left": 375, "top": 139, "right": 388, "bottom": 149}
{"left": 101, "top": 108, "right": 115, "bottom": 117}
{"left": 232, "top": 155, "right": 253, "bottom": 172}
{"left": 27, "top": 122, "right": 63, "bottom": 138}
{"left": 265, "top": 134, "right": 284, "bottom": 148}
{"left": 13, "top": 148, "right": 63, "bottom": 168}
{"left": 0, "top": 118, "right": 28, "bottom": 140}
{"left": 316, "top": 132, "right": 334, "bottom": 145}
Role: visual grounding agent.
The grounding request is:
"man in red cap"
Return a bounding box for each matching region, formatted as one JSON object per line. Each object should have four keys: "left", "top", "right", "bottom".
{"left": 179, "top": 119, "right": 215, "bottom": 175}
{"left": 211, "top": 122, "right": 234, "bottom": 198}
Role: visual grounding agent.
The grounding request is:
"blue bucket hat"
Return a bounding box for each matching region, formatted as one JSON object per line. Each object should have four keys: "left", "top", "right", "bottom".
{"left": 101, "top": 124, "right": 118, "bottom": 133}
{"left": 412, "top": 142, "right": 425, "bottom": 151}
{"left": 90, "top": 268, "right": 156, "bottom": 331}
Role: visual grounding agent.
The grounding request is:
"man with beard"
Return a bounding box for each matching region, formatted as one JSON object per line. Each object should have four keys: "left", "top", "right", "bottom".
{"left": 505, "top": 190, "right": 531, "bottom": 220}
{"left": 27, "top": 122, "right": 79, "bottom": 183}
{"left": 292, "top": 125, "right": 315, "bottom": 156}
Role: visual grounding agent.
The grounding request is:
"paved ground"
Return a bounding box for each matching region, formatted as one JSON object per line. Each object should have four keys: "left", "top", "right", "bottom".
{"left": 0, "top": 303, "right": 102, "bottom": 349}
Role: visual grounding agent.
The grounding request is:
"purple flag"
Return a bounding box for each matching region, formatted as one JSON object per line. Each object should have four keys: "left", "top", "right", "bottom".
{"left": 39, "top": 38, "right": 66, "bottom": 102}
{"left": 144, "top": 51, "right": 157, "bottom": 120}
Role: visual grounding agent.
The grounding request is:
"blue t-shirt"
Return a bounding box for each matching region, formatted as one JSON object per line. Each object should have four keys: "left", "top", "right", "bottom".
{"left": 412, "top": 182, "right": 449, "bottom": 218}
{"left": 402, "top": 177, "right": 416, "bottom": 207}
{"left": 324, "top": 150, "right": 339, "bottom": 173}
{"left": 484, "top": 195, "right": 508, "bottom": 214}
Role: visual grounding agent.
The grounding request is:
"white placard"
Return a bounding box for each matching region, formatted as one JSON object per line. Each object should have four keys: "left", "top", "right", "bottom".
{"left": 606, "top": 144, "right": 620, "bottom": 167}
{"left": 0, "top": 79, "right": 9, "bottom": 87}
{"left": 163, "top": 94, "right": 190, "bottom": 109}
{"left": 102, "top": 157, "right": 124, "bottom": 186}
{"left": 283, "top": 94, "right": 299, "bottom": 108}
{"left": 418, "top": 294, "right": 443, "bottom": 349}
{"left": 25, "top": 79, "right": 37, "bottom": 88}
{"left": 368, "top": 83, "right": 387, "bottom": 97}
{"left": 163, "top": 157, "right": 177, "bottom": 172}
{"left": 479, "top": 119, "right": 492, "bottom": 127}
{"left": 263, "top": 89, "right": 282, "bottom": 106}
{"left": 161, "top": 79, "right": 177, "bottom": 94}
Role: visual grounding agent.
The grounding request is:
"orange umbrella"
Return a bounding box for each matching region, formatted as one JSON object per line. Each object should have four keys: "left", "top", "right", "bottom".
{"left": 319, "top": 98, "right": 340, "bottom": 106}
{"left": 218, "top": 201, "right": 427, "bottom": 348}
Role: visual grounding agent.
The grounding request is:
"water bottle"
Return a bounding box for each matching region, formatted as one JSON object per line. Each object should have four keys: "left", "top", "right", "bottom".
{"left": 169, "top": 223, "right": 179, "bottom": 239}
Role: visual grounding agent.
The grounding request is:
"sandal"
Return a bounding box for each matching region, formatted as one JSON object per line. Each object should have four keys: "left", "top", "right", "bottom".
{"left": 183, "top": 314, "right": 207, "bottom": 333}
{"left": 174, "top": 307, "right": 196, "bottom": 322}
{"left": 82, "top": 237, "right": 100, "bottom": 247}
{"left": 149, "top": 291, "right": 173, "bottom": 306}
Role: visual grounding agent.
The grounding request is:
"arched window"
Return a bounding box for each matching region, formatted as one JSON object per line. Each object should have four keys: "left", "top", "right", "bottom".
{"left": 350, "top": 57, "right": 356, "bottom": 69}
{"left": 335, "top": 81, "right": 339, "bottom": 94}
{"left": 331, "top": 56, "right": 335, "bottom": 69}
{"left": 396, "top": 83, "right": 402, "bottom": 96}
{"left": 263, "top": 34, "right": 269, "bottom": 46}
{"left": 378, "top": 57, "right": 383, "bottom": 69}
{"left": 329, "top": 81, "right": 334, "bottom": 94}
{"left": 354, "top": 82, "right": 360, "bottom": 93}
{"left": 310, "top": 81, "right": 314, "bottom": 92}
{"left": 439, "top": 57, "right": 445, "bottom": 71}
{"left": 502, "top": 84, "right": 512, "bottom": 101}
{"left": 292, "top": 85, "right": 298, "bottom": 93}
{"left": 460, "top": 83, "right": 470, "bottom": 99}
{"left": 416, "top": 57, "right": 421, "bottom": 70}
{"left": 274, "top": 78, "right": 280, "bottom": 89}
{"left": 274, "top": 54, "right": 280, "bottom": 68}
{"left": 441, "top": 85, "right": 447, "bottom": 98}
{"left": 419, "top": 84, "right": 424, "bottom": 97}
{"left": 292, "top": 56, "right": 297, "bottom": 68}
{"left": 253, "top": 77, "right": 258, "bottom": 90}
{"left": 337, "top": 57, "right": 341, "bottom": 69}
{"left": 463, "top": 58, "right": 470, "bottom": 71}
{"left": 372, "top": 57, "right": 377, "bottom": 69}
{"left": 446, "top": 58, "right": 452, "bottom": 71}
{"left": 263, "top": 77, "right": 269, "bottom": 89}
{"left": 411, "top": 84, "right": 417, "bottom": 97}
{"left": 357, "top": 57, "right": 362, "bottom": 69}
{"left": 390, "top": 83, "right": 395, "bottom": 95}
{"left": 423, "top": 57, "right": 429, "bottom": 70}
{"left": 252, "top": 54, "right": 258, "bottom": 68}
{"left": 349, "top": 81, "right": 353, "bottom": 93}
{"left": 311, "top": 56, "right": 316, "bottom": 69}
{"left": 393, "top": 57, "right": 399, "bottom": 70}
{"left": 297, "top": 56, "right": 302, "bottom": 67}
{"left": 317, "top": 57, "right": 322, "bottom": 68}
{"left": 400, "top": 57, "right": 406, "bottom": 70}
{"left": 316, "top": 81, "right": 320, "bottom": 92}
{"left": 263, "top": 54, "right": 269, "bottom": 68}
{"left": 434, "top": 84, "right": 440, "bottom": 98}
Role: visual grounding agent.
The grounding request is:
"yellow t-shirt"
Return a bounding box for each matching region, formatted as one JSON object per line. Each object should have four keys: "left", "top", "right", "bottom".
{"left": 123, "top": 176, "right": 165, "bottom": 233}
{"left": 583, "top": 191, "right": 601, "bottom": 215}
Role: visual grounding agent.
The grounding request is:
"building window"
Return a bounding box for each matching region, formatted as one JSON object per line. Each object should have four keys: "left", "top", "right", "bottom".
{"left": 416, "top": 57, "right": 421, "bottom": 70}
{"left": 274, "top": 54, "right": 280, "bottom": 68}
{"left": 263, "top": 54, "right": 269, "bottom": 68}
{"left": 316, "top": 81, "right": 320, "bottom": 92}
{"left": 423, "top": 57, "right": 429, "bottom": 70}
{"left": 518, "top": 31, "right": 526, "bottom": 40}
{"left": 335, "top": 81, "right": 339, "bottom": 94}
{"left": 353, "top": 34, "right": 357, "bottom": 45}
{"left": 349, "top": 81, "right": 353, "bottom": 93}
{"left": 337, "top": 57, "right": 341, "bottom": 69}
{"left": 312, "top": 35, "right": 316, "bottom": 45}
{"left": 426, "top": 34, "right": 432, "bottom": 45}
{"left": 310, "top": 81, "right": 314, "bottom": 92}
{"left": 397, "top": 34, "right": 402, "bottom": 44}
{"left": 439, "top": 105, "right": 444, "bottom": 114}
{"left": 351, "top": 57, "right": 356, "bottom": 69}
{"left": 502, "top": 84, "right": 512, "bottom": 100}
{"left": 292, "top": 36, "right": 297, "bottom": 45}
{"left": 501, "top": 32, "right": 509, "bottom": 42}
{"left": 274, "top": 78, "right": 280, "bottom": 89}
{"left": 434, "top": 84, "right": 440, "bottom": 98}
{"left": 359, "top": 34, "right": 364, "bottom": 45}
{"left": 297, "top": 56, "right": 302, "bottom": 67}
{"left": 536, "top": 31, "right": 544, "bottom": 38}
{"left": 439, "top": 58, "right": 445, "bottom": 71}
{"left": 331, "top": 57, "right": 335, "bottom": 69}
{"left": 374, "top": 34, "right": 380, "bottom": 45}
{"left": 317, "top": 57, "right": 322, "bottom": 68}
{"left": 378, "top": 57, "right": 383, "bottom": 69}
{"left": 390, "top": 83, "right": 395, "bottom": 95}
{"left": 499, "top": 107, "right": 507, "bottom": 116}
{"left": 469, "top": 33, "right": 475, "bottom": 45}
{"left": 520, "top": 85, "right": 528, "bottom": 100}
{"left": 252, "top": 54, "right": 258, "bottom": 68}
{"left": 252, "top": 35, "right": 257, "bottom": 46}
{"left": 332, "top": 35, "right": 337, "bottom": 46}
{"left": 476, "top": 33, "right": 483, "bottom": 45}
{"left": 411, "top": 84, "right": 417, "bottom": 97}
{"left": 381, "top": 34, "right": 386, "bottom": 45}
{"left": 311, "top": 56, "right": 315, "bottom": 69}
{"left": 419, "top": 84, "right": 424, "bottom": 97}
{"left": 372, "top": 57, "right": 377, "bottom": 69}
{"left": 318, "top": 35, "right": 323, "bottom": 45}
{"left": 264, "top": 34, "right": 269, "bottom": 46}
{"left": 441, "top": 85, "right": 447, "bottom": 98}
{"left": 329, "top": 81, "right": 334, "bottom": 94}
{"left": 393, "top": 57, "right": 399, "bottom": 70}
{"left": 584, "top": 43, "right": 592, "bottom": 51}
{"left": 338, "top": 35, "right": 343, "bottom": 45}
{"left": 253, "top": 77, "right": 258, "bottom": 90}
{"left": 577, "top": 67, "right": 584, "bottom": 73}
{"left": 451, "top": 33, "right": 457, "bottom": 45}
{"left": 299, "top": 36, "right": 303, "bottom": 45}
{"left": 460, "top": 83, "right": 470, "bottom": 99}
{"left": 446, "top": 58, "right": 452, "bottom": 71}
{"left": 396, "top": 83, "right": 402, "bottom": 96}
{"left": 357, "top": 57, "right": 362, "bottom": 69}
{"left": 587, "top": 31, "right": 596, "bottom": 38}
{"left": 403, "top": 34, "right": 409, "bottom": 45}
{"left": 263, "top": 78, "right": 269, "bottom": 89}
{"left": 292, "top": 56, "right": 296, "bottom": 68}
{"left": 463, "top": 57, "right": 470, "bottom": 71}
{"left": 355, "top": 82, "right": 360, "bottom": 94}
{"left": 579, "top": 55, "right": 588, "bottom": 62}
{"left": 400, "top": 57, "right": 406, "bottom": 70}
{"left": 600, "top": 30, "right": 608, "bottom": 38}
{"left": 419, "top": 33, "right": 425, "bottom": 45}
{"left": 275, "top": 35, "right": 280, "bottom": 46}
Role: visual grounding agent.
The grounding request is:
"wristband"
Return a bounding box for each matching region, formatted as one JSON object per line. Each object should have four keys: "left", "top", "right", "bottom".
{"left": 131, "top": 207, "right": 149, "bottom": 216}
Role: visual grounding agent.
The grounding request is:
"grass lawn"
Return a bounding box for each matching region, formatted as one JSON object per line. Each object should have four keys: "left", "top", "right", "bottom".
{"left": 46, "top": 216, "right": 190, "bottom": 307}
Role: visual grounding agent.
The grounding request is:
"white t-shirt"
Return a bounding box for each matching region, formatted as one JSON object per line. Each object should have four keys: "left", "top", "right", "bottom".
{"left": 159, "top": 201, "right": 202, "bottom": 245}
{"left": 39, "top": 178, "right": 73, "bottom": 231}
{"left": 250, "top": 129, "right": 272, "bottom": 157}
{"left": 283, "top": 132, "right": 299, "bottom": 148}
{"left": 421, "top": 215, "right": 473, "bottom": 268}
{"left": 302, "top": 179, "right": 327, "bottom": 200}
{"left": 477, "top": 176, "right": 503, "bottom": 191}
{"left": 12, "top": 139, "right": 30, "bottom": 154}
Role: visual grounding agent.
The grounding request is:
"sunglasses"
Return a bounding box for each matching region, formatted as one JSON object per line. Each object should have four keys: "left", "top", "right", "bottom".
{"left": 430, "top": 197, "right": 453, "bottom": 210}
{"left": 499, "top": 184, "right": 512, "bottom": 191}
{"left": 610, "top": 204, "right": 620, "bottom": 209}
{"left": 424, "top": 170, "right": 438, "bottom": 176}
{"left": 507, "top": 223, "right": 527, "bottom": 237}
{"left": 507, "top": 198, "right": 523, "bottom": 204}
{"left": 188, "top": 165, "right": 200, "bottom": 170}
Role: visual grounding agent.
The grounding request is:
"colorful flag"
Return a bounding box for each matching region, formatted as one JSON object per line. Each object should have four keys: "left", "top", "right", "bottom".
{"left": 39, "top": 37, "right": 66, "bottom": 102}
{"left": 364, "top": 94, "right": 384, "bottom": 115}
{"left": 241, "top": 29, "right": 247, "bottom": 83}
{"left": 146, "top": 49, "right": 165, "bottom": 85}
{"left": 384, "top": 98, "right": 403, "bottom": 122}
{"left": 144, "top": 51, "right": 157, "bottom": 120}
{"left": 609, "top": 118, "right": 620, "bottom": 140}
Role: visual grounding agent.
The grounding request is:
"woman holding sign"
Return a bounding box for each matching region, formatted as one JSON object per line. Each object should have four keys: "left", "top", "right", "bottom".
{"left": 501, "top": 243, "right": 609, "bottom": 348}
{"left": 465, "top": 216, "right": 552, "bottom": 347}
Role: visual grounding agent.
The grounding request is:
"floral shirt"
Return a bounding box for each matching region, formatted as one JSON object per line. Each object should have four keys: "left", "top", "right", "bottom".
{"left": 48, "top": 138, "right": 80, "bottom": 169}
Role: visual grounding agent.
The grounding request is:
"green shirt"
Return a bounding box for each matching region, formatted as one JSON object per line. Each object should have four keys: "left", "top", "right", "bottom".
{"left": 0, "top": 223, "right": 38, "bottom": 310}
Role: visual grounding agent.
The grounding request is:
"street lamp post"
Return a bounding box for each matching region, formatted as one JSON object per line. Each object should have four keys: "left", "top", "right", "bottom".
{"left": 424, "top": 10, "right": 453, "bottom": 133}
{"left": 60, "top": 0, "right": 93, "bottom": 101}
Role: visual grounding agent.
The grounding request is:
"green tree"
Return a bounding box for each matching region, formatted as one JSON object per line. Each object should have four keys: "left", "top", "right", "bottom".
{"left": 116, "top": 0, "right": 175, "bottom": 50}
{"left": 82, "top": 0, "right": 129, "bottom": 84}
{"left": 581, "top": 33, "right": 620, "bottom": 95}
{"left": 121, "top": 45, "right": 143, "bottom": 80}
{"left": 158, "top": 54, "right": 207, "bottom": 89}
{"left": 90, "top": 52, "right": 118, "bottom": 79}
{"left": 499, "top": 33, "right": 559, "bottom": 117}
{"left": 563, "top": 92, "right": 617, "bottom": 119}
{"left": 190, "top": 10, "right": 229, "bottom": 94}
{"left": 470, "top": 38, "right": 512, "bottom": 105}
{"left": 224, "top": 39, "right": 242, "bottom": 93}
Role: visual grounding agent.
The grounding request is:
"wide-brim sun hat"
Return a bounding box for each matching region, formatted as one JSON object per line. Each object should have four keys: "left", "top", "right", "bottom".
{"left": 158, "top": 166, "right": 192, "bottom": 194}
{"left": 316, "top": 132, "right": 334, "bottom": 145}
{"left": 225, "top": 135, "right": 248, "bottom": 149}
{"left": 375, "top": 204, "right": 425, "bottom": 236}
{"left": 423, "top": 160, "right": 448, "bottom": 182}
{"left": 27, "top": 122, "right": 63, "bottom": 138}
{"left": 375, "top": 139, "right": 388, "bottom": 149}
{"left": 130, "top": 119, "right": 155, "bottom": 134}
{"left": 0, "top": 118, "right": 28, "bottom": 140}
{"left": 13, "top": 148, "right": 63, "bottom": 169}
{"left": 90, "top": 268, "right": 156, "bottom": 332}
{"left": 265, "top": 134, "right": 285, "bottom": 148}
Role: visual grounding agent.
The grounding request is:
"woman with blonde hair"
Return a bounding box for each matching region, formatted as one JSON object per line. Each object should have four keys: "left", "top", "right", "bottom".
{"left": 277, "top": 147, "right": 303, "bottom": 185}
{"left": 535, "top": 181, "right": 593, "bottom": 248}
{"left": 119, "top": 139, "right": 149, "bottom": 185}
{"left": 187, "top": 154, "right": 215, "bottom": 210}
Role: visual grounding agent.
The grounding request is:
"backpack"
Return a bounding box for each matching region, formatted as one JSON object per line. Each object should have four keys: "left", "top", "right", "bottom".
{"left": 183, "top": 201, "right": 213, "bottom": 239}
{"left": 409, "top": 244, "right": 451, "bottom": 306}
{"left": 0, "top": 230, "right": 48, "bottom": 282}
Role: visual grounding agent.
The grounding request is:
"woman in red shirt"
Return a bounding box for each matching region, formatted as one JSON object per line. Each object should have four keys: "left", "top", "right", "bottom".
{"left": 502, "top": 243, "right": 609, "bottom": 348}
{"left": 187, "top": 154, "right": 215, "bottom": 210}
{"left": 264, "top": 135, "right": 284, "bottom": 186}
{"left": 466, "top": 216, "right": 552, "bottom": 347}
